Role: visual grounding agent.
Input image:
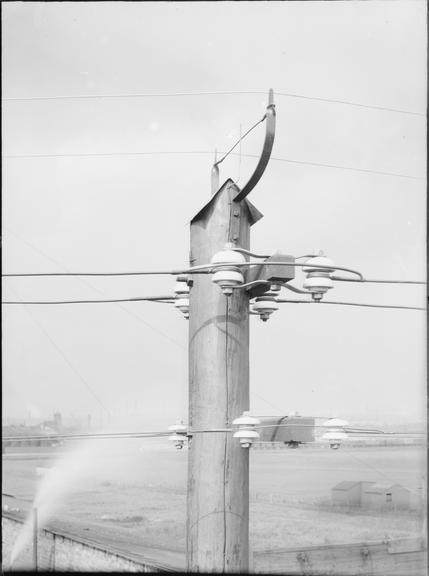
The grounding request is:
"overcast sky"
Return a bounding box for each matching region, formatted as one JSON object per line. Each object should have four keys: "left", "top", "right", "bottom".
{"left": 2, "top": 1, "right": 426, "bottom": 429}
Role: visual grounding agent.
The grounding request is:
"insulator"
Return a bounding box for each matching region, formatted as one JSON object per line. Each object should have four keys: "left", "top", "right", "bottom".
{"left": 232, "top": 412, "right": 261, "bottom": 427}
{"left": 210, "top": 248, "right": 246, "bottom": 266}
{"left": 303, "top": 255, "right": 335, "bottom": 274}
{"left": 212, "top": 270, "right": 244, "bottom": 295}
{"left": 174, "top": 297, "right": 190, "bottom": 315}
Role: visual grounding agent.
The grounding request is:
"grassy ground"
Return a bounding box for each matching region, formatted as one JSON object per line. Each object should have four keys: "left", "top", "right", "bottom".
{"left": 2, "top": 443, "right": 425, "bottom": 563}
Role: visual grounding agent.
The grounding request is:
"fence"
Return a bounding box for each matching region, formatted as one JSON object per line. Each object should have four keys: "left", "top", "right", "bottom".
{"left": 254, "top": 538, "right": 427, "bottom": 575}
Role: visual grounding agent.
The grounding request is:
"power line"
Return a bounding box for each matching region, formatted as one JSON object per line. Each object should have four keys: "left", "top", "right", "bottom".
{"left": 2, "top": 89, "right": 424, "bottom": 116}
{"left": 332, "top": 276, "right": 426, "bottom": 285}
{"left": 3, "top": 297, "right": 424, "bottom": 310}
{"left": 2, "top": 227, "right": 187, "bottom": 351}
{"left": 339, "top": 447, "right": 422, "bottom": 495}
{"left": 2, "top": 263, "right": 425, "bottom": 285}
{"left": 2, "top": 297, "right": 175, "bottom": 305}
{"left": 1, "top": 260, "right": 365, "bottom": 279}
{"left": 6, "top": 287, "right": 112, "bottom": 415}
{"left": 216, "top": 117, "right": 266, "bottom": 165}
{"left": 3, "top": 426, "right": 423, "bottom": 442}
{"left": 1, "top": 270, "right": 180, "bottom": 278}
{"left": 2, "top": 230, "right": 279, "bottom": 412}
{"left": 3, "top": 150, "right": 423, "bottom": 180}
{"left": 261, "top": 153, "right": 424, "bottom": 181}
{"left": 277, "top": 299, "right": 425, "bottom": 311}
{"left": 275, "top": 91, "right": 425, "bottom": 117}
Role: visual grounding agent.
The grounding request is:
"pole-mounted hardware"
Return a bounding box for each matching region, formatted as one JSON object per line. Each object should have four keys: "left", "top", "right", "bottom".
{"left": 251, "top": 292, "right": 280, "bottom": 322}
{"left": 168, "top": 421, "right": 188, "bottom": 449}
{"left": 245, "top": 253, "right": 296, "bottom": 298}
{"left": 233, "top": 88, "right": 276, "bottom": 203}
{"left": 233, "top": 412, "right": 261, "bottom": 448}
{"left": 210, "top": 89, "right": 276, "bottom": 198}
{"left": 210, "top": 245, "right": 246, "bottom": 295}
{"left": 303, "top": 253, "right": 335, "bottom": 301}
{"left": 321, "top": 418, "right": 349, "bottom": 449}
{"left": 211, "top": 149, "right": 219, "bottom": 196}
{"left": 174, "top": 275, "right": 190, "bottom": 318}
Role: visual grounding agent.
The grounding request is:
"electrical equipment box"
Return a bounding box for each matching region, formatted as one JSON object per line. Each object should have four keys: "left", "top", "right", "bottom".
{"left": 258, "top": 416, "right": 315, "bottom": 444}
{"left": 246, "top": 253, "right": 295, "bottom": 298}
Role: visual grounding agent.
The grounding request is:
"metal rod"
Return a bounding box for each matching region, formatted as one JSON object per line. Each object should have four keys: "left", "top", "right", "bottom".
{"left": 33, "top": 507, "right": 38, "bottom": 571}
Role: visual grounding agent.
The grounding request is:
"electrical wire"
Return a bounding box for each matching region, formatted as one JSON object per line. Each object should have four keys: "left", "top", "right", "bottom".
{"left": 276, "top": 299, "right": 425, "bottom": 311}
{"left": 339, "top": 447, "right": 423, "bottom": 495}
{"left": 2, "top": 227, "right": 187, "bottom": 350}
{"left": 2, "top": 431, "right": 171, "bottom": 441}
{"left": 2, "top": 260, "right": 364, "bottom": 280}
{"left": 215, "top": 116, "right": 266, "bottom": 166}
{"left": 3, "top": 425, "right": 424, "bottom": 442}
{"left": 2, "top": 230, "right": 284, "bottom": 421}
{"left": 231, "top": 247, "right": 270, "bottom": 259}
{"left": 281, "top": 284, "right": 312, "bottom": 295}
{"left": 236, "top": 123, "right": 243, "bottom": 184}
{"left": 6, "top": 286, "right": 112, "bottom": 416}
{"left": 1, "top": 270, "right": 183, "bottom": 278}
{"left": 223, "top": 298, "right": 230, "bottom": 571}
{"left": 2, "top": 297, "right": 175, "bottom": 305}
{"left": 3, "top": 150, "right": 424, "bottom": 181}
{"left": 3, "top": 89, "right": 424, "bottom": 116}
{"left": 234, "top": 280, "right": 271, "bottom": 290}
{"left": 250, "top": 153, "right": 424, "bottom": 181}
{"left": 332, "top": 276, "right": 426, "bottom": 285}
{"left": 211, "top": 250, "right": 426, "bottom": 285}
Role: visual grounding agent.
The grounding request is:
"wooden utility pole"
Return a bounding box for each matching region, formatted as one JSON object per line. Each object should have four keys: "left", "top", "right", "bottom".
{"left": 187, "top": 90, "right": 275, "bottom": 572}
{"left": 187, "top": 179, "right": 262, "bottom": 572}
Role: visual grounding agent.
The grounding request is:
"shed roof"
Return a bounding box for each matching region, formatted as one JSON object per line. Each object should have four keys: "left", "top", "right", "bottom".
{"left": 332, "top": 481, "right": 363, "bottom": 491}
{"left": 364, "top": 483, "right": 407, "bottom": 494}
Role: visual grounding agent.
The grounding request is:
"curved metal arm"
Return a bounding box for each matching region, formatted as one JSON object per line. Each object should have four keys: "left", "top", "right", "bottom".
{"left": 234, "top": 89, "right": 276, "bottom": 202}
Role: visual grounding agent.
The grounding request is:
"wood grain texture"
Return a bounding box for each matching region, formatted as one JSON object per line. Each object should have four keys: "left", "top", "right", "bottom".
{"left": 187, "top": 180, "right": 257, "bottom": 572}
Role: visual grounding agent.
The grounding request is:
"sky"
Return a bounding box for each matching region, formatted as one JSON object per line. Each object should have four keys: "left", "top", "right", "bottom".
{"left": 2, "top": 1, "right": 426, "bottom": 429}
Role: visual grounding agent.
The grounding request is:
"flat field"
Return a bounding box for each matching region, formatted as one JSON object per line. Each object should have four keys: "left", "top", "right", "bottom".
{"left": 2, "top": 442, "right": 425, "bottom": 568}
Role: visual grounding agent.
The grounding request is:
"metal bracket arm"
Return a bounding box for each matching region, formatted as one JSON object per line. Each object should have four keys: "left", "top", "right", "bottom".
{"left": 233, "top": 89, "right": 276, "bottom": 203}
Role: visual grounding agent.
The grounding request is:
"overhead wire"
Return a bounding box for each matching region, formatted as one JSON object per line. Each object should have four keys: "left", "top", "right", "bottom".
{"left": 3, "top": 150, "right": 423, "bottom": 180}
{"left": 1, "top": 232, "right": 278, "bottom": 418}
{"left": 5, "top": 286, "right": 112, "bottom": 416}
{"left": 3, "top": 424, "right": 424, "bottom": 442}
{"left": 3, "top": 263, "right": 425, "bottom": 285}
{"left": 2, "top": 89, "right": 425, "bottom": 116}
{"left": 276, "top": 299, "right": 425, "bottom": 311}
{"left": 2, "top": 297, "right": 175, "bottom": 305}
{"left": 1, "top": 260, "right": 365, "bottom": 280}
{"left": 2, "top": 228, "right": 187, "bottom": 350}
{"left": 332, "top": 276, "right": 426, "bottom": 285}
{"left": 215, "top": 116, "right": 266, "bottom": 166}
{"left": 339, "top": 447, "right": 423, "bottom": 495}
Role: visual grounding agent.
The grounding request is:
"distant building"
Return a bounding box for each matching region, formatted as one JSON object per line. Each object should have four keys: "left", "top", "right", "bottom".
{"left": 331, "top": 481, "right": 411, "bottom": 510}
{"left": 2, "top": 424, "right": 60, "bottom": 451}
{"left": 42, "top": 412, "right": 63, "bottom": 432}
{"left": 331, "top": 481, "right": 375, "bottom": 508}
{"left": 362, "top": 483, "right": 411, "bottom": 510}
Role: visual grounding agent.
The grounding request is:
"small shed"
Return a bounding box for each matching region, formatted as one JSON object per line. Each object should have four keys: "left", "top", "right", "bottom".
{"left": 331, "top": 481, "right": 375, "bottom": 507}
{"left": 362, "top": 483, "right": 411, "bottom": 510}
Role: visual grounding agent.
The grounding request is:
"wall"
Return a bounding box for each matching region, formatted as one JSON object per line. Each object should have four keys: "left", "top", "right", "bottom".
{"left": 2, "top": 515, "right": 174, "bottom": 572}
